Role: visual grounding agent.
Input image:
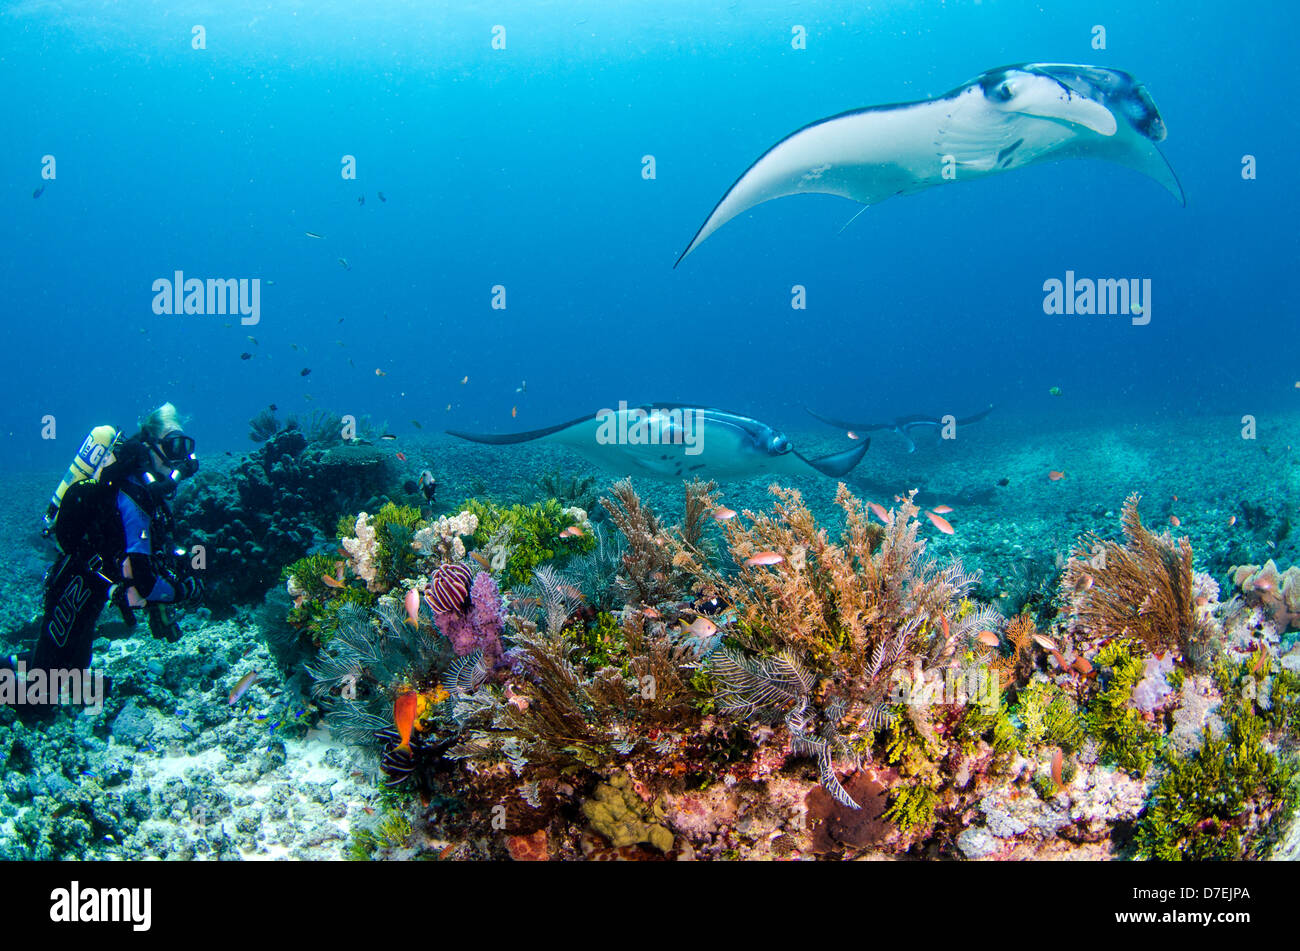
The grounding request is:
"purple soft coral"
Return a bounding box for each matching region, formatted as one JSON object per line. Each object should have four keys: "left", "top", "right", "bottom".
{"left": 435, "top": 570, "right": 505, "bottom": 668}
{"left": 1131, "top": 652, "right": 1176, "bottom": 713}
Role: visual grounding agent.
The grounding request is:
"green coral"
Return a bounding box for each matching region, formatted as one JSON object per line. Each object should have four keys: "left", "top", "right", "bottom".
{"left": 460, "top": 497, "right": 593, "bottom": 586}
{"left": 955, "top": 700, "right": 1018, "bottom": 762}
{"left": 884, "top": 708, "right": 943, "bottom": 778}
{"left": 1016, "top": 681, "right": 1086, "bottom": 753}
{"left": 581, "top": 772, "right": 674, "bottom": 852}
{"left": 1263, "top": 668, "right": 1300, "bottom": 740}
{"left": 370, "top": 502, "right": 424, "bottom": 589}
{"left": 283, "top": 553, "right": 376, "bottom": 645}
{"left": 1134, "top": 709, "right": 1298, "bottom": 860}
{"left": 883, "top": 783, "right": 937, "bottom": 834}
{"left": 579, "top": 611, "right": 625, "bottom": 669}
{"left": 1085, "top": 639, "right": 1158, "bottom": 777}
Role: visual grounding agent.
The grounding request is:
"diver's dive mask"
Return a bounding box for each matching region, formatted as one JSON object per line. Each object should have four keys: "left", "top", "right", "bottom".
{"left": 147, "top": 431, "right": 199, "bottom": 483}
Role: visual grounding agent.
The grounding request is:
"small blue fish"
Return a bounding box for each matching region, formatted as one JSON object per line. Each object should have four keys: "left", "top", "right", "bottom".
{"left": 180, "top": 723, "right": 193, "bottom": 733}
{"left": 269, "top": 721, "right": 281, "bottom": 732}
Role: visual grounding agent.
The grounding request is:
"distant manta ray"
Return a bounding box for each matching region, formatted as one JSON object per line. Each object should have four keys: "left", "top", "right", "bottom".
{"left": 806, "top": 405, "right": 994, "bottom": 453}
{"left": 447, "top": 403, "right": 869, "bottom": 481}
{"left": 675, "top": 63, "right": 1183, "bottom": 265}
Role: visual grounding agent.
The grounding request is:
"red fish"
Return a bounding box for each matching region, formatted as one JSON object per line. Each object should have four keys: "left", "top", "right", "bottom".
{"left": 867, "top": 502, "right": 892, "bottom": 525}
{"left": 394, "top": 691, "right": 419, "bottom": 753}
{"left": 1048, "top": 470, "right": 1066, "bottom": 482}
{"left": 925, "top": 511, "right": 955, "bottom": 535}
{"left": 745, "top": 551, "right": 784, "bottom": 567}
{"left": 712, "top": 507, "right": 737, "bottom": 521}
{"left": 931, "top": 505, "right": 954, "bottom": 514}
{"left": 396, "top": 452, "right": 407, "bottom": 462}
{"left": 1051, "top": 748, "right": 1064, "bottom": 789}
{"left": 404, "top": 588, "right": 421, "bottom": 627}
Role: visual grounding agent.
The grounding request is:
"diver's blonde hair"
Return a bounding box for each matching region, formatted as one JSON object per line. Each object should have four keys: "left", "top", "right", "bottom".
{"left": 141, "top": 402, "right": 186, "bottom": 439}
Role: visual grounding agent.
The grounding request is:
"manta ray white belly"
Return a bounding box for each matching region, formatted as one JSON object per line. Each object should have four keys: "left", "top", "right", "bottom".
{"left": 675, "top": 63, "right": 1183, "bottom": 265}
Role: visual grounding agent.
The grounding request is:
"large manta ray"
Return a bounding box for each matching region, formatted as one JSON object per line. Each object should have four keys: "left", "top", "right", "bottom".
{"left": 447, "top": 403, "right": 868, "bottom": 481}
{"left": 675, "top": 63, "right": 1183, "bottom": 265}
{"left": 807, "top": 404, "right": 994, "bottom": 453}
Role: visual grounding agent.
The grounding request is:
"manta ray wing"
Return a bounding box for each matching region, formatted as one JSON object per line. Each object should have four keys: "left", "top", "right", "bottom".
{"left": 791, "top": 440, "right": 871, "bottom": 478}
{"left": 675, "top": 63, "right": 1182, "bottom": 265}
{"left": 675, "top": 100, "right": 944, "bottom": 266}
{"left": 446, "top": 413, "right": 595, "bottom": 445}
{"left": 803, "top": 407, "right": 894, "bottom": 432}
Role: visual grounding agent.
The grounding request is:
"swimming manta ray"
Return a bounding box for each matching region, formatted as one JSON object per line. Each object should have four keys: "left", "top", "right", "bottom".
{"left": 447, "top": 403, "right": 868, "bottom": 481}
{"left": 675, "top": 63, "right": 1183, "bottom": 265}
{"left": 806, "top": 405, "right": 994, "bottom": 453}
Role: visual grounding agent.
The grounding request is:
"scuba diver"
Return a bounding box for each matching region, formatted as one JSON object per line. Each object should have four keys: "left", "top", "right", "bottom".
{"left": 4, "top": 403, "right": 204, "bottom": 682}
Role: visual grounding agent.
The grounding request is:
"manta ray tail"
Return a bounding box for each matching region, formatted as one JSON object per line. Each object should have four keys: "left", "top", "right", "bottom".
{"left": 446, "top": 413, "right": 594, "bottom": 445}
{"left": 796, "top": 439, "right": 870, "bottom": 478}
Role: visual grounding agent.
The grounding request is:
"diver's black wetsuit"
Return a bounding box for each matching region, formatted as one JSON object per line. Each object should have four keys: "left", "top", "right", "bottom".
{"left": 31, "top": 452, "right": 187, "bottom": 674}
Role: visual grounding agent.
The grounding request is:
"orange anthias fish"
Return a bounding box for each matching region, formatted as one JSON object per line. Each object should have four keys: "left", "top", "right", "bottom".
{"left": 511, "top": 406, "right": 518, "bottom": 418}
{"left": 975, "top": 630, "right": 1000, "bottom": 648}
{"left": 1168, "top": 515, "right": 1180, "bottom": 527}
{"left": 867, "top": 502, "right": 893, "bottom": 525}
{"left": 1048, "top": 470, "right": 1066, "bottom": 482}
{"left": 559, "top": 525, "right": 586, "bottom": 538}
{"left": 396, "top": 452, "right": 407, "bottom": 461}
{"left": 931, "top": 505, "right": 954, "bottom": 515}
{"left": 745, "top": 551, "right": 784, "bottom": 567}
{"left": 394, "top": 691, "right": 419, "bottom": 753}
{"left": 679, "top": 616, "right": 718, "bottom": 639}
{"left": 404, "top": 587, "right": 421, "bottom": 627}
{"left": 925, "top": 511, "right": 955, "bottom": 535}
{"left": 1051, "top": 748, "right": 1064, "bottom": 789}
{"left": 375, "top": 368, "right": 387, "bottom": 376}
{"left": 322, "top": 573, "right": 345, "bottom": 589}
{"left": 712, "top": 506, "right": 737, "bottom": 521}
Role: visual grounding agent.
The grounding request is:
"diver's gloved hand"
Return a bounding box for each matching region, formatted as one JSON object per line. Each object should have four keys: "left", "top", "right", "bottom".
{"left": 147, "top": 604, "right": 183, "bottom": 642}
{"left": 177, "top": 575, "right": 205, "bottom": 606}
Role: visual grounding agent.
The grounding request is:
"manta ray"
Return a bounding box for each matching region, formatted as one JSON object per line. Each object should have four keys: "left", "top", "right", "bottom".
{"left": 675, "top": 63, "right": 1183, "bottom": 265}
{"left": 806, "top": 404, "right": 994, "bottom": 453}
{"left": 446, "top": 403, "right": 868, "bottom": 481}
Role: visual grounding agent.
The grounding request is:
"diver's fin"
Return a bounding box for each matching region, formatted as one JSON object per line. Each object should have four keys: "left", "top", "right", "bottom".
{"left": 446, "top": 413, "right": 595, "bottom": 445}
{"left": 796, "top": 439, "right": 870, "bottom": 478}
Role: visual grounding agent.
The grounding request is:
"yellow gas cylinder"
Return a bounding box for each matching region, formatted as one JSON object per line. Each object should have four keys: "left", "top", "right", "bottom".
{"left": 44, "top": 425, "right": 119, "bottom": 529}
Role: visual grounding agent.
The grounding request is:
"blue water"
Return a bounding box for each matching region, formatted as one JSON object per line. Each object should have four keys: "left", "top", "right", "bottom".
{"left": 3, "top": 0, "right": 1297, "bottom": 466}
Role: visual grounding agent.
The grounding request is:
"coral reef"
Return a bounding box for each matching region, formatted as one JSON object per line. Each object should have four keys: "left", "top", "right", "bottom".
{"left": 430, "top": 570, "right": 506, "bottom": 669}
{"left": 173, "top": 429, "right": 394, "bottom": 614}
{"left": 1231, "top": 560, "right": 1300, "bottom": 631}
{"left": 1061, "top": 493, "right": 1208, "bottom": 663}
{"left": 459, "top": 497, "right": 592, "bottom": 586}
